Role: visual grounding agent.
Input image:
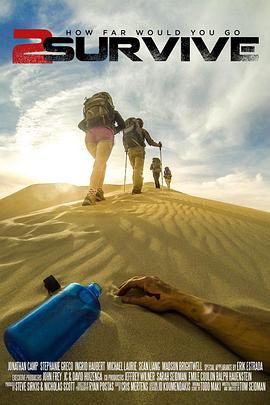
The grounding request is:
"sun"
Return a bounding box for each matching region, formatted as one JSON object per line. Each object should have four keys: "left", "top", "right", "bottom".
{"left": 19, "top": 133, "right": 126, "bottom": 187}
{"left": 20, "top": 133, "right": 91, "bottom": 185}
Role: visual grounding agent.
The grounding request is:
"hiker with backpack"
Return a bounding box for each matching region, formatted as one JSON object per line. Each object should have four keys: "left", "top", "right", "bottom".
{"left": 164, "top": 167, "right": 172, "bottom": 189}
{"left": 150, "top": 158, "right": 162, "bottom": 189}
{"left": 78, "top": 92, "right": 125, "bottom": 205}
{"left": 123, "top": 117, "right": 162, "bottom": 194}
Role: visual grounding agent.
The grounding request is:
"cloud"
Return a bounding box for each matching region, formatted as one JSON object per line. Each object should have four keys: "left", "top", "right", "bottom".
{"left": 180, "top": 171, "right": 270, "bottom": 212}
{"left": 0, "top": 0, "right": 13, "bottom": 19}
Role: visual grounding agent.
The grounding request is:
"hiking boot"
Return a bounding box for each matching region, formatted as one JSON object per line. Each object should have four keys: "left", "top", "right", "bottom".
{"left": 82, "top": 191, "right": 96, "bottom": 206}
{"left": 96, "top": 188, "right": 105, "bottom": 201}
{"left": 132, "top": 188, "right": 142, "bottom": 195}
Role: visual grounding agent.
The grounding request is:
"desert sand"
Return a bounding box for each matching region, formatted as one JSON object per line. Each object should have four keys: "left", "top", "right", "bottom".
{"left": 0, "top": 183, "right": 270, "bottom": 405}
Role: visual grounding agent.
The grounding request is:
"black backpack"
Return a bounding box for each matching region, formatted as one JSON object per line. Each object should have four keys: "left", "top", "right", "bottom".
{"left": 80, "top": 92, "right": 115, "bottom": 130}
{"left": 123, "top": 117, "right": 144, "bottom": 148}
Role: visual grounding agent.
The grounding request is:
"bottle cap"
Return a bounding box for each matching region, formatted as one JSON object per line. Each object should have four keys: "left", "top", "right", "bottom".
{"left": 88, "top": 283, "right": 102, "bottom": 298}
{"left": 43, "top": 275, "right": 61, "bottom": 294}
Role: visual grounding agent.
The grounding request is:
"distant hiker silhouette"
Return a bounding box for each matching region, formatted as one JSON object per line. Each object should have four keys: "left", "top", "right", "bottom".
{"left": 78, "top": 92, "right": 125, "bottom": 205}
{"left": 164, "top": 167, "right": 172, "bottom": 189}
{"left": 123, "top": 117, "right": 161, "bottom": 194}
{"left": 150, "top": 158, "right": 162, "bottom": 189}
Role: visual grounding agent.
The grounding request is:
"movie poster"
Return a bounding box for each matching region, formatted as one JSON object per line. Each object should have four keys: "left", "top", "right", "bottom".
{"left": 0, "top": 1, "right": 269, "bottom": 404}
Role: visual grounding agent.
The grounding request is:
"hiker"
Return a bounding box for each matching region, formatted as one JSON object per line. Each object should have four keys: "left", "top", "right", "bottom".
{"left": 123, "top": 117, "right": 162, "bottom": 194}
{"left": 78, "top": 92, "right": 125, "bottom": 205}
{"left": 164, "top": 166, "right": 172, "bottom": 189}
{"left": 117, "top": 275, "right": 270, "bottom": 372}
{"left": 150, "top": 158, "right": 162, "bottom": 189}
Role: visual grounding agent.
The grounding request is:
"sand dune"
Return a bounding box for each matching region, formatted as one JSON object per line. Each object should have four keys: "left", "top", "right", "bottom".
{"left": 0, "top": 183, "right": 122, "bottom": 221}
{"left": 0, "top": 183, "right": 270, "bottom": 405}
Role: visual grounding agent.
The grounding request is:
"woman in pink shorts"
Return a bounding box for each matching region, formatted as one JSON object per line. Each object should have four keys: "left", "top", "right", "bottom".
{"left": 78, "top": 93, "right": 125, "bottom": 205}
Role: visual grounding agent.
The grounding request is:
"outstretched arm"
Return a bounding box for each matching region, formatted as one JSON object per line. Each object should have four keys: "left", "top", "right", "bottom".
{"left": 117, "top": 276, "right": 270, "bottom": 373}
{"left": 142, "top": 129, "right": 161, "bottom": 148}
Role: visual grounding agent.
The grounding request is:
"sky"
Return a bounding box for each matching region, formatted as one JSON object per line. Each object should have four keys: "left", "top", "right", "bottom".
{"left": 0, "top": 0, "right": 270, "bottom": 211}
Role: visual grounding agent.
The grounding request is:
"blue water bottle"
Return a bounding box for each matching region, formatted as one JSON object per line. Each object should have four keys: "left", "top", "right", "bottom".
{"left": 4, "top": 282, "right": 102, "bottom": 364}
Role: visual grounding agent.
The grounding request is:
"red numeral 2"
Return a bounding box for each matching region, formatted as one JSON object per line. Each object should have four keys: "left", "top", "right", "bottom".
{"left": 13, "top": 29, "right": 53, "bottom": 64}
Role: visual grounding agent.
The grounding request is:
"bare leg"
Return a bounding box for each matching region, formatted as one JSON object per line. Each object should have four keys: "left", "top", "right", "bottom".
{"left": 94, "top": 140, "right": 113, "bottom": 189}
{"left": 85, "top": 142, "right": 97, "bottom": 187}
{"left": 86, "top": 140, "right": 113, "bottom": 190}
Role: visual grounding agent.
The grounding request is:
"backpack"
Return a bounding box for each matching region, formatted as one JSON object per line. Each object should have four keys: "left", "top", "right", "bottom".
{"left": 83, "top": 92, "right": 115, "bottom": 129}
{"left": 123, "top": 117, "right": 144, "bottom": 149}
{"left": 152, "top": 158, "right": 161, "bottom": 172}
{"left": 164, "top": 167, "right": 172, "bottom": 178}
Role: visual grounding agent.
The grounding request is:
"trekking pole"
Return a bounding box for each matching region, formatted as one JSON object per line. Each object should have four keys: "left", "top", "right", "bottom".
{"left": 124, "top": 151, "right": 128, "bottom": 192}
{"left": 159, "top": 145, "right": 164, "bottom": 188}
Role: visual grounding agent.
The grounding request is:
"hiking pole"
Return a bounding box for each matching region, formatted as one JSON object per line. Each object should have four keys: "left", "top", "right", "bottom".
{"left": 159, "top": 145, "right": 164, "bottom": 188}
{"left": 124, "top": 151, "right": 128, "bottom": 192}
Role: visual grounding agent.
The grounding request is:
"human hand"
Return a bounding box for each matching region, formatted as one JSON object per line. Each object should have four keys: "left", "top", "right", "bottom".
{"left": 158, "top": 141, "right": 162, "bottom": 148}
{"left": 117, "top": 275, "right": 179, "bottom": 313}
